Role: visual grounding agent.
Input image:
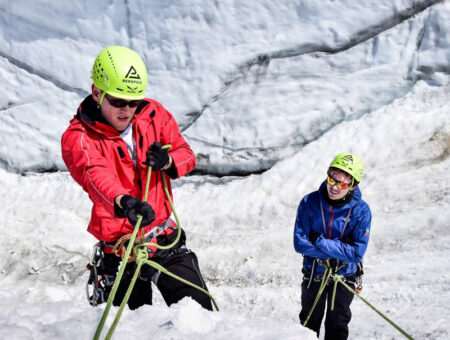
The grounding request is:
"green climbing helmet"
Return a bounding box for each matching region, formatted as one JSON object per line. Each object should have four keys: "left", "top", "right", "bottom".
{"left": 91, "top": 46, "right": 147, "bottom": 101}
{"left": 329, "top": 152, "right": 364, "bottom": 183}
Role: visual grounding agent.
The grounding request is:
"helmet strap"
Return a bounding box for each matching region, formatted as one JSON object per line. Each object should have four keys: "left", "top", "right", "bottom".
{"left": 98, "top": 92, "right": 106, "bottom": 108}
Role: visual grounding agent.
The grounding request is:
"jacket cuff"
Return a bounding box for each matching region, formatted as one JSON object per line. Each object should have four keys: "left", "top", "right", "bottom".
{"left": 114, "top": 201, "right": 125, "bottom": 217}
{"left": 169, "top": 152, "right": 194, "bottom": 178}
{"left": 165, "top": 163, "right": 179, "bottom": 178}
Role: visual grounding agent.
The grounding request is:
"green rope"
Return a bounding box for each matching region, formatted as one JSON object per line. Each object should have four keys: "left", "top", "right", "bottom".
{"left": 333, "top": 275, "right": 414, "bottom": 340}
{"left": 93, "top": 144, "right": 218, "bottom": 340}
{"left": 141, "top": 165, "right": 182, "bottom": 251}
{"left": 302, "top": 268, "right": 332, "bottom": 327}
{"left": 104, "top": 254, "right": 145, "bottom": 340}
{"left": 94, "top": 159, "right": 153, "bottom": 340}
{"left": 303, "top": 260, "right": 414, "bottom": 339}
{"left": 330, "top": 275, "right": 339, "bottom": 311}
{"left": 93, "top": 214, "right": 143, "bottom": 340}
{"left": 142, "top": 258, "right": 219, "bottom": 311}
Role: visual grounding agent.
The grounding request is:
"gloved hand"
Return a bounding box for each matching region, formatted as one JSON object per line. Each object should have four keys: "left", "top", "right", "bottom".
{"left": 341, "top": 234, "right": 354, "bottom": 245}
{"left": 120, "top": 195, "right": 155, "bottom": 227}
{"left": 144, "top": 142, "right": 169, "bottom": 171}
{"left": 309, "top": 231, "right": 321, "bottom": 245}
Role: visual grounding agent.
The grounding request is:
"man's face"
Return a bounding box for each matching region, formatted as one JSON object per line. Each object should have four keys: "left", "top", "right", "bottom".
{"left": 326, "top": 169, "right": 355, "bottom": 200}
{"left": 92, "top": 85, "right": 139, "bottom": 132}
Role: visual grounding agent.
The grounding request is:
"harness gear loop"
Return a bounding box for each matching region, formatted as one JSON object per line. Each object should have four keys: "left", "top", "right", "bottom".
{"left": 86, "top": 243, "right": 115, "bottom": 306}
{"left": 307, "top": 259, "right": 317, "bottom": 289}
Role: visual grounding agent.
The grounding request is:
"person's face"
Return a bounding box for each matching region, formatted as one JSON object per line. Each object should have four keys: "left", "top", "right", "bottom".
{"left": 91, "top": 85, "right": 140, "bottom": 132}
{"left": 326, "top": 169, "right": 356, "bottom": 200}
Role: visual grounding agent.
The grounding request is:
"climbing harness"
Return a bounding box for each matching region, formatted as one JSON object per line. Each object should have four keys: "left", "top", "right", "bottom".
{"left": 92, "top": 144, "right": 218, "bottom": 340}
{"left": 101, "top": 218, "right": 173, "bottom": 251}
{"left": 110, "top": 218, "right": 174, "bottom": 260}
{"left": 85, "top": 218, "right": 176, "bottom": 305}
{"left": 303, "top": 260, "right": 414, "bottom": 339}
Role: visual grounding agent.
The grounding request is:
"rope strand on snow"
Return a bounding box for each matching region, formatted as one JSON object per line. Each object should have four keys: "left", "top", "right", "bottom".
{"left": 333, "top": 275, "right": 414, "bottom": 340}
{"left": 303, "top": 262, "right": 414, "bottom": 339}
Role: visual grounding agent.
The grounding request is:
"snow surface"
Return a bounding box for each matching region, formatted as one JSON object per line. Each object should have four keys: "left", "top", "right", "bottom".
{"left": 0, "top": 1, "right": 449, "bottom": 339}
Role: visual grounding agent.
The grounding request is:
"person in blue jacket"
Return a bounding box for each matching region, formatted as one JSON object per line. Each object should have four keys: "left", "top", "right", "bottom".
{"left": 293, "top": 152, "right": 371, "bottom": 340}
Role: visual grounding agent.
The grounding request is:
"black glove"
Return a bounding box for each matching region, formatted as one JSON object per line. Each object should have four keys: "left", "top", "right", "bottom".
{"left": 341, "top": 234, "right": 354, "bottom": 245}
{"left": 309, "top": 231, "right": 321, "bottom": 245}
{"left": 120, "top": 195, "right": 155, "bottom": 227}
{"left": 144, "top": 142, "right": 169, "bottom": 171}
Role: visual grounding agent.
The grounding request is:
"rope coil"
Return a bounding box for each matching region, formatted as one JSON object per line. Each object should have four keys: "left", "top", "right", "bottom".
{"left": 112, "top": 234, "right": 146, "bottom": 262}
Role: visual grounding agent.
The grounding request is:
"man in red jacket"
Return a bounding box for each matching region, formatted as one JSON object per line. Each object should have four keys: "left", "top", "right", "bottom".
{"left": 61, "top": 45, "right": 212, "bottom": 310}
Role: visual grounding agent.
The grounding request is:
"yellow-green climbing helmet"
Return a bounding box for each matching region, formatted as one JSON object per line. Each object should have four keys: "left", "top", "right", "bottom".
{"left": 329, "top": 152, "right": 364, "bottom": 183}
{"left": 91, "top": 46, "right": 147, "bottom": 100}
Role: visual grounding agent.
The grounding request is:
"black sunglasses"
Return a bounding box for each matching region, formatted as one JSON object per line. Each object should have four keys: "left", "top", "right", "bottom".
{"left": 105, "top": 95, "right": 143, "bottom": 108}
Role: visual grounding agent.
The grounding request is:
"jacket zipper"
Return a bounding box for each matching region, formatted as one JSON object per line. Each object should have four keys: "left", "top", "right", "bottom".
{"left": 328, "top": 205, "right": 334, "bottom": 239}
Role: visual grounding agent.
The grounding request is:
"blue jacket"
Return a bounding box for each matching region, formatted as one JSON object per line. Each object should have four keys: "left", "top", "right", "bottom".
{"left": 293, "top": 182, "right": 371, "bottom": 277}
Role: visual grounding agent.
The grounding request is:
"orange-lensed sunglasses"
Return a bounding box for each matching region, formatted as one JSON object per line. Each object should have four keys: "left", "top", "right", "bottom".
{"left": 327, "top": 175, "right": 351, "bottom": 189}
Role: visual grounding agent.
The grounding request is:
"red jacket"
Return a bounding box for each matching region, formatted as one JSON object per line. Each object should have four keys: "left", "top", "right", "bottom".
{"left": 61, "top": 96, "right": 196, "bottom": 242}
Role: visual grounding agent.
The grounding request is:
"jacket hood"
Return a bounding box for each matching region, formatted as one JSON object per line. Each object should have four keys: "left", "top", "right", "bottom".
{"left": 78, "top": 95, "right": 106, "bottom": 124}
{"left": 76, "top": 95, "right": 150, "bottom": 138}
